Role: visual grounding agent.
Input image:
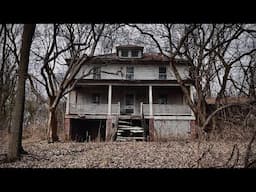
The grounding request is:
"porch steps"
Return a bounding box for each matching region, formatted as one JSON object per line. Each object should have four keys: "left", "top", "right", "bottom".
{"left": 115, "top": 119, "right": 145, "bottom": 142}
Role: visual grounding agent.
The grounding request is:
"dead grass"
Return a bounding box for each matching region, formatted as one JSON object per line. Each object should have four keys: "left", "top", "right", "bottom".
{"left": 0, "top": 138, "right": 250, "bottom": 168}
{"left": 1, "top": 125, "right": 255, "bottom": 168}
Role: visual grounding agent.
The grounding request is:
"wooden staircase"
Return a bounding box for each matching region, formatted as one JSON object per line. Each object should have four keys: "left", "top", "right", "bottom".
{"left": 113, "top": 102, "right": 148, "bottom": 142}
{"left": 115, "top": 119, "right": 145, "bottom": 141}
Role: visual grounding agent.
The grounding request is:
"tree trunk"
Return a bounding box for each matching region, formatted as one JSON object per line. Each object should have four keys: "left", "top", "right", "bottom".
{"left": 8, "top": 24, "right": 36, "bottom": 161}
{"left": 47, "top": 97, "right": 59, "bottom": 143}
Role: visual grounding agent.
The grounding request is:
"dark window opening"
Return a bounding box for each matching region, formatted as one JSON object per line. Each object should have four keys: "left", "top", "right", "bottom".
{"left": 126, "top": 94, "right": 134, "bottom": 105}
{"left": 92, "top": 94, "right": 100, "bottom": 104}
{"left": 126, "top": 66, "right": 134, "bottom": 80}
{"left": 131, "top": 50, "right": 139, "bottom": 57}
{"left": 158, "top": 94, "right": 168, "bottom": 104}
{"left": 121, "top": 50, "right": 129, "bottom": 57}
{"left": 159, "top": 66, "right": 167, "bottom": 80}
{"left": 93, "top": 67, "right": 101, "bottom": 79}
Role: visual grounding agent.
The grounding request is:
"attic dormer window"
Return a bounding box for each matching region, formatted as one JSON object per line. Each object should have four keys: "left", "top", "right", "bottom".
{"left": 131, "top": 50, "right": 139, "bottom": 57}
{"left": 121, "top": 50, "right": 129, "bottom": 57}
{"left": 117, "top": 45, "right": 144, "bottom": 59}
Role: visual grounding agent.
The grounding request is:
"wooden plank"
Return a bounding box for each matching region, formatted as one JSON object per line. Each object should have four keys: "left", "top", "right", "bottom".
{"left": 116, "top": 136, "right": 144, "bottom": 139}
{"left": 118, "top": 125, "right": 133, "bottom": 128}
{"left": 118, "top": 127, "right": 143, "bottom": 130}
{"left": 118, "top": 120, "right": 132, "bottom": 124}
{"left": 130, "top": 130, "right": 144, "bottom": 133}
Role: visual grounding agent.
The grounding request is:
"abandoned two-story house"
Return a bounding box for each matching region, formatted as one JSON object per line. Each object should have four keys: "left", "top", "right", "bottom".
{"left": 64, "top": 45, "right": 195, "bottom": 142}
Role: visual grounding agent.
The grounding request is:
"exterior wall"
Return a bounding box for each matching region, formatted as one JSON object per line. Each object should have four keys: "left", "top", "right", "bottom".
{"left": 154, "top": 119, "right": 190, "bottom": 139}
{"left": 77, "top": 64, "right": 189, "bottom": 80}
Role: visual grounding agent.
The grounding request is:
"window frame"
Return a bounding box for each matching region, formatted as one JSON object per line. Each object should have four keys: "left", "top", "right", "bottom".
{"left": 159, "top": 66, "right": 167, "bottom": 80}
{"left": 126, "top": 66, "right": 134, "bottom": 80}
{"left": 121, "top": 50, "right": 129, "bottom": 57}
{"left": 93, "top": 67, "right": 101, "bottom": 80}
{"left": 131, "top": 50, "right": 139, "bottom": 57}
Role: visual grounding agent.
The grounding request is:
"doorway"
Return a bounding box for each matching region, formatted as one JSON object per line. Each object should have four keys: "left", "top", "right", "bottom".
{"left": 123, "top": 94, "right": 135, "bottom": 114}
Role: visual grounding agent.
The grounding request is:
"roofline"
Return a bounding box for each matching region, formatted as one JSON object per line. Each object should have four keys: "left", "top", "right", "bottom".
{"left": 75, "top": 79, "right": 194, "bottom": 86}
{"left": 116, "top": 45, "right": 144, "bottom": 50}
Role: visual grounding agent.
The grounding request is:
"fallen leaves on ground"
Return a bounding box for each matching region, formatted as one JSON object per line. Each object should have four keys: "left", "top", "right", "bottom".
{"left": 0, "top": 139, "right": 249, "bottom": 168}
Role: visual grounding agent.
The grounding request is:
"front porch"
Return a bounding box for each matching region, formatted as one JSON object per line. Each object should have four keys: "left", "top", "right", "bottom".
{"left": 65, "top": 83, "right": 195, "bottom": 141}
{"left": 67, "top": 84, "right": 193, "bottom": 118}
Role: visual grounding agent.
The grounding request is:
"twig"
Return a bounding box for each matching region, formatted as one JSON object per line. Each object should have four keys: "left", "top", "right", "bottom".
{"left": 224, "top": 144, "right": 239, "bottom": 168}
{"left": 196, "top": 144, "right": 213, "bottom": 168}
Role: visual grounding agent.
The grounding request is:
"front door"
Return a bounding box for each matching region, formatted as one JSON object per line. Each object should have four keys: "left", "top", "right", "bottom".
{"left": 124, "top": 94, "right": 134, "bottom": 114}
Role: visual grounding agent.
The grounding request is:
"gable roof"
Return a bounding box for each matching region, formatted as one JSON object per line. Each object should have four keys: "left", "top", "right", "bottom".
{"left": 116, "top": 44, "right": 144, "bottom": 50}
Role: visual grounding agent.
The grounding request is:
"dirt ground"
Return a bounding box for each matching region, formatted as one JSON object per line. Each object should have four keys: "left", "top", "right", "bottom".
{"left": 0, "top": 136, "right": 250, "bottom": 168}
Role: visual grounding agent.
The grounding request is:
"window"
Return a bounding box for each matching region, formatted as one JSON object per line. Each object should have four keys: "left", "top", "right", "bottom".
{"left": 92, "top": 94, "right": 100, "bottom": 104}
{"left": 159, "top": 66, "right": 167, "bottom": 80}
{"left": 158, "top": 95, "right": 167, "bottom": 104}
{"left": 131, "top": 50, "right": 139, "bottom": 57}
{"left": 121, "top": 50, "right": 129, "bottom": 57}
{"left": 93, "top": 67, "right": 101, "bottom": 79}
{"left": 126, "top": 66, "right": 134, "bottom": 80}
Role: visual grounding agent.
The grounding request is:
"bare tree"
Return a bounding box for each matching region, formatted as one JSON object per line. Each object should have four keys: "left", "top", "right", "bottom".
{"left": 129, "top": 24, "right": 256, "bottom": 137}
{"left": 30, "top": 24, "right": 109, "bottom": 142}
{"left": 7, "top": 24, "right": 36, "bottom": 161}
{"left": 0, "top": 24, "right": 22, "bottom": 132}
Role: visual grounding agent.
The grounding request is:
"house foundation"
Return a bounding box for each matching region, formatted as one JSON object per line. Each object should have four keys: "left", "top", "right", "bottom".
{"left": 106, "top": 116, "right": 113, "bottom": 141}
{"left": 149, "top": 118, "right": 155, "bottom": 141}
{"left": 64, "top": 117, "right": 71, "bottom": 141}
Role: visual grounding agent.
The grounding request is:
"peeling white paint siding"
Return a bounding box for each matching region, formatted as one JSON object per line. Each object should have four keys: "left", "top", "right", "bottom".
{"left": 69, "top": 91, "right": 77, "bottom": 105}
{"left": 77, "top": 64, "right": 188, "bottom": 80}
{"left": 154, "top": 120, "right": 190, "bottom": 138}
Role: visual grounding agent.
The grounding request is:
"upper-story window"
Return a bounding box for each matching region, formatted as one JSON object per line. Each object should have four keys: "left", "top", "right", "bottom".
{"left": 93, "top": 67, "right": 101, "bottom": 79}
{"left": 126, "top": 66, "right": 134, "bottom": 80}
{"left": 121, "top": 50, "right": 129, "bottom": 57}
{"left": 159, "top": 66, "right": 167, "bottom": 80}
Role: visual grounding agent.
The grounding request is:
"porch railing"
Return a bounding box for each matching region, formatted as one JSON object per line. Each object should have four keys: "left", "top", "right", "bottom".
{"left": 143, "top": 104, "right": 192, "bottom": 116}
{"left": 69, "top": 103, "right": 120, "bottom": 115}
{"left": 69, "top": 103, "right": 192, "bottom": 116}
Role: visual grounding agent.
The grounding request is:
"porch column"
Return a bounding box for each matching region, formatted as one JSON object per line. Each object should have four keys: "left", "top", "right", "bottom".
{"left": 148, "top": 85, "right": 155, "bottom": 141}
{"left": 65, "top": 92, "right": 70, "bottom": 114}
{"left": 190, "top": 85, "right": 194, "bottom": 103}
{"left": 149, "top": 85, "right": 153, "bottom": 117}
{"left": 190, "top": 85, "right": 195, "bottom": 117}
{"left": 190, "top": 85, "right": 197, "bottom": 139}
{"left": 108, "top": 84, "right": 112, "bottom": 115}
{"left": 106, "top": 84, "right": 112, "bottom": 141}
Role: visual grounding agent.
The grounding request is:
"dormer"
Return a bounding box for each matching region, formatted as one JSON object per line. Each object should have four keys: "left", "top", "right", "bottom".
{"left": 116, "top": 45, "right": 144, "bottom": 59}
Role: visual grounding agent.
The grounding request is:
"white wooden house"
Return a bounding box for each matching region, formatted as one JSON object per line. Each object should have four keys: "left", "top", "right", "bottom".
{"left": 64, "top": 45, "right": 195, "bottom": 142}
